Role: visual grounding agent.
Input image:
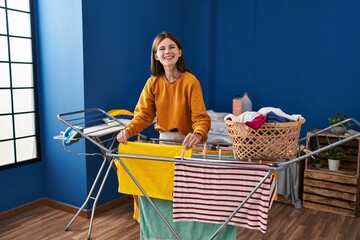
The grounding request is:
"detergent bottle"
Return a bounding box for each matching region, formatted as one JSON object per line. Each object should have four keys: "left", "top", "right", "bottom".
{"left": 241, "top": 92, "right": 252, "bottom": 113}
{"left": 232, "top": 94, "right": 242, "bottom": 116}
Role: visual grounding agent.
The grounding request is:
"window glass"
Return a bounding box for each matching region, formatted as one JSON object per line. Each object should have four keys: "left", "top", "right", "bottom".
{"left": 14, "top": 113, "right": 35, "bottom": 137}
{"left": 8, "top": 10, "right": 31, "bottom": 37}
{"left": 0, "top": 36, "right": 9, "bottom": 61}
{"left": 0, "top": 63, "right": 10, "bottom": 87}
{"left": 0, "top": 141, "right": 15, "bottom": 165}
{"left": 7, "top": 0, "right": 30, "bottom": 12}
{"left": 13, "top": 89, "right": 35, "bottom": 112}
{"left": 16, "top": 136, "right": 37, "bottom": 162}
{"left": 0, "top": 89, "right": 12, "bottom": 114}
{"left": 9, "top": 37, "right": 32, "bottom": 62}
{"left": 12, "top": 63, "right": 33, "bottom": 87}
{"left": 0, "top": 9, "right": 6, "bottom": 34}
{"left": 0, "top": 0, "right": 4, "bottom": 7}
{"left": 0, "top": 115, "right": 14, "bottom": 140}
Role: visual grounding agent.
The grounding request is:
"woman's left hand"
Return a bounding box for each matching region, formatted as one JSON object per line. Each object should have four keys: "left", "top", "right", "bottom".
{"left": 182, "top": 133, "right": 202, "bottom": 149}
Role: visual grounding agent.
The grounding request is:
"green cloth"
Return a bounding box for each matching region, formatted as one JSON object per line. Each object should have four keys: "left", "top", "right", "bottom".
{"left": 191, "top": 153, "right": 237, "bottom": 161}
{"left": 139, "top": 197, "right": 236, "bottom": 240}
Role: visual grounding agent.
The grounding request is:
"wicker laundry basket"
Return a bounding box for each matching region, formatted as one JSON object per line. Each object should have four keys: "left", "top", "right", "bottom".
{"left": 225, "top": 120, "right": 302, "bottom": 161}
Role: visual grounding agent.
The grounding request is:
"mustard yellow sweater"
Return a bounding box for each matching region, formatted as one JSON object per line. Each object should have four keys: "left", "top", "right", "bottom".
{"left": 125, "top": 71, "right": 211, "bottom": 141}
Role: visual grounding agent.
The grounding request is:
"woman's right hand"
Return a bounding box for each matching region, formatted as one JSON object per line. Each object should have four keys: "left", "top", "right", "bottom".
{"left": 117, "top": 129, "right": 130, "bottom": 143}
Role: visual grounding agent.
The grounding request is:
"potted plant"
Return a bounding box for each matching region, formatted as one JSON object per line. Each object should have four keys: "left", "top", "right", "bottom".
{"left": 325, "top": 147, "right": 345, "bottom": 171}
{"left": 314, "top": 159, "right": 321, "bottom": 169}
{"left": 328, "top": 112, "right": 351, "bottom": 134}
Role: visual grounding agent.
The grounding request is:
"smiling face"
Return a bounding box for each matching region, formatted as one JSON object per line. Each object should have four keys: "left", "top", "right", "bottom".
{"left": 154, "top": 38, "right": 182, "bottom": 69}
{"left": 150, "top": 32, "right": 188, "bottom": 76}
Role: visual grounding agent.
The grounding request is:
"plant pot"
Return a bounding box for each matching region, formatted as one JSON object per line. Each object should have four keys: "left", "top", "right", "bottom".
{"left": 328, "top": 159, "right": 340, "bottom": 171}
{"left": 331, "top": 126, "right": 347, "bottom": 135}
{"left": 315, "top": 163, "right": 321, "bottom": 169}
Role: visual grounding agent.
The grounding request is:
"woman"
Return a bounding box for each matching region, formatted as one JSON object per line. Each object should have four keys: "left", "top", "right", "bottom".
{"left": 116, "top": 31, "right": 211, "bottom": 148}
{"left": 117, "top": 32, "right": 235, "bottom": 239}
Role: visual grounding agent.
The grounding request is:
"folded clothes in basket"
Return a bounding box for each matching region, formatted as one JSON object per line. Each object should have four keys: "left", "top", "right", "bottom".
{"left": 224, "top": 107, "right": 306, "bottom": 127}
{"left": 258, "top": 107, "right": 305, "bottom": 123}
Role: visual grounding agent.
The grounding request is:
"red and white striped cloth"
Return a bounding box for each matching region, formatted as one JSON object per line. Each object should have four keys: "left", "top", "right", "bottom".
{"left": 173, "top": 158, "right": 276, "bottom": 233}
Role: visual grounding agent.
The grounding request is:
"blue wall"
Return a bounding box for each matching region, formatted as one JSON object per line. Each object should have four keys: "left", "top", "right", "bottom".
{"left": 1, "top": 0, "right": 360, "bottom": 213}
{"left": 180, "top": 0, "right": 215, "bottom": 105}
{"left": 0, "top": 162, "right": 43, "bottom": 212}
{"left": 35, "top": 0, "right": 88, "bottom": 208}
{"left": 82, "top": 0, "right": 183, "bottom": 111}
{"left": 213, "top": 1, "right": 360, "bottom": 135}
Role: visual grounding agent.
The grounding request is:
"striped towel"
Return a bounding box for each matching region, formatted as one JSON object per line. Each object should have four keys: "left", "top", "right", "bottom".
{"left": 173, "top": 158, "right": 276, "bottom": 233}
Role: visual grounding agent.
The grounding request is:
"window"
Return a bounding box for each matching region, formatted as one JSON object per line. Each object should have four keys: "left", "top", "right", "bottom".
{"left": 0, "top": 0, "right": 38, "bottom": 168}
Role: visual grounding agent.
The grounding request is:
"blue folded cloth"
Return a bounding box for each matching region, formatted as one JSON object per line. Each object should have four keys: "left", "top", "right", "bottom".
{"left": 266, "top": 111, "right": 295, "bottom": 123}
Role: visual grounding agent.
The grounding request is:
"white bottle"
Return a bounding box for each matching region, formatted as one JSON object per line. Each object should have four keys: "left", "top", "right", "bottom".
{"left": 241, "top": 92, "right": 252, "bottom": 113}
{"left": 232, "top": 94, "right": 242, "bottom": 116}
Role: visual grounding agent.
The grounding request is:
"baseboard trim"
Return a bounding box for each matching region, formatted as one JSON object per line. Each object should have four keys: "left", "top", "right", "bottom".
{"left": 0, "top": 198, "right": 47, "bottom": 222}
{"left": 0, "top": 195, "right": 131, "bottom": 221}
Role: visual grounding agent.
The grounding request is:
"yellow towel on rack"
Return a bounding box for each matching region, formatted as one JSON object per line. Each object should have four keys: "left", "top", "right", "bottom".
{"left": 115, "top": 142, "right": 192, "bottom": 200}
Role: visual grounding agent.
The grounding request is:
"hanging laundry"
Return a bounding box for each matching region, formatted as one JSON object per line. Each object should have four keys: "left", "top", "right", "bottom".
{"left": 115, "top": 142, "right": 192, "bottom": 200}
{"left": 173, "top": 159, "right": 277, "bottom": 233}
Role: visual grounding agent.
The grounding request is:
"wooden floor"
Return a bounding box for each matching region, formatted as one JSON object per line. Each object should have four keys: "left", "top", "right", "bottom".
{"left": 0, "top": 201, "right": 359, "bottom": 240}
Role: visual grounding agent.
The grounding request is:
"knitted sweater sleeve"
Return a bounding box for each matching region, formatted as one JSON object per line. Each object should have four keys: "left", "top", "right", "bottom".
{"left": 125, "top": 78, "right": 156, "bottom": 137}
{"left": 188, "top": 78, "right": 211, "bottom": 142}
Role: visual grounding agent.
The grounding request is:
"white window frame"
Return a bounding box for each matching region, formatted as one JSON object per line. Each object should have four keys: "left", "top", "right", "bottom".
{"left": 0, "top": 0, "right": 39, "bottom": 169}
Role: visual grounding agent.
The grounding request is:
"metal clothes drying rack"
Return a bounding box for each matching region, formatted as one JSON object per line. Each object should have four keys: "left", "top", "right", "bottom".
{"left": 55, "top": 108, "right": 136, "bottom": 239}
{"left": 55, "top": 108, "right": 360, "bottom": 240}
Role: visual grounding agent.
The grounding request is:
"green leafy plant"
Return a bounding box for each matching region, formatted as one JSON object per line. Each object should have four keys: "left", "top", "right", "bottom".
{"left": 325, "top": 147, "right": 345, "bottom": 160}
{"left": 314, "top": 159, "right": 321, "bottom": 168}
{"left": 328, "top": 112, "right": 351, "bottom": 127}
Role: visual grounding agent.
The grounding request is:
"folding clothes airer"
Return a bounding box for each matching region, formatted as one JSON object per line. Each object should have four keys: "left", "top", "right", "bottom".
{"left": 55, "top": 108, "right": 360, "bottom": 240}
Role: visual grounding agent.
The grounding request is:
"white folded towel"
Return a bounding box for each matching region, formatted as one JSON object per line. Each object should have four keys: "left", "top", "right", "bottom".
{"left": 224, "top": 111, "right": 262, "bottom": 122}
